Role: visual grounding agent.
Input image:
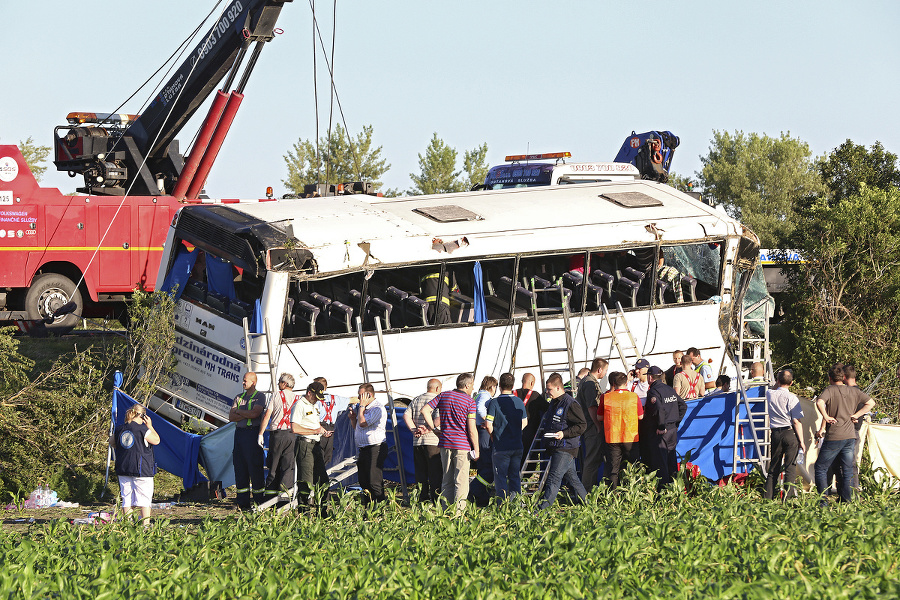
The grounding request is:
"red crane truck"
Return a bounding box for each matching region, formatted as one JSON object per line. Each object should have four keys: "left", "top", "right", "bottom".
{"left": 0, "top": 0, "right": 292, "bottom": 329}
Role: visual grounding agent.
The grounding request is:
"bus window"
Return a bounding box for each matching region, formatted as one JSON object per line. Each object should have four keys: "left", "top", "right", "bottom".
{"left": 444, "top": 258, "right": 516, "bottom": 323}
{"left": 172, "top": 244, "right": 255, "bottom": 322}
{"left": 283, "top": 272, "right": 366, "bottom": 338}
{"left": 582, "top": 247, "right": 658, "bottom": 310}
{"left": 516, "top": 253, "right": 580, "bottom": 315}
{"left": 658, "top": 243, "right": 724, "bottom": 304}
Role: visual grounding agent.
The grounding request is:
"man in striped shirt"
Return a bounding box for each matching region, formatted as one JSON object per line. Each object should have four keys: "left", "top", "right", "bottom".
{"left": 421, "top": 373, "right": 479, "bottom": 512}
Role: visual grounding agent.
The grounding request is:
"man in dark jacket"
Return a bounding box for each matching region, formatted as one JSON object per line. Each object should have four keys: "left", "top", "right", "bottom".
{"left": 537, "top": 373, "right": 588, "bottom": 510}
{"left": 645, "top": 366, "right": 687, "bottom": 487}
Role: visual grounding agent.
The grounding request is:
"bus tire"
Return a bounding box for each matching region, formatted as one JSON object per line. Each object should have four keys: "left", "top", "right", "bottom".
{"left": 25, "top": 273, "right": 83, "bottom": 330}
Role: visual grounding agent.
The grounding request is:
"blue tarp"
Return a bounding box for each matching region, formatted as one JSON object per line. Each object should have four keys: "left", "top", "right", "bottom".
{"left": 112, "top": 386, "right": 205, "bottom": 489}
{"left": 473, "top": 261, "right": 488, "bottom": 324}
{"left": 206, "top": 255, "right": 236, "bottom": 300}
{"left": 329, "top": 407, "right": 416, "bottom": 487}
{"left": 160, "top": 246, "right": 198, "bottom": 300}
{"left": 676, "top": 385, "right": 767, "bottom": 480}
{"left": 198, "top": 422, "right": 236, "bottom": 489}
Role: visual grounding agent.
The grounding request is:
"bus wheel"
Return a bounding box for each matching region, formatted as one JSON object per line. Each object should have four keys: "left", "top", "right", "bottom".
{"left": 25, "top": 273, "right": 83, "bottom": 330}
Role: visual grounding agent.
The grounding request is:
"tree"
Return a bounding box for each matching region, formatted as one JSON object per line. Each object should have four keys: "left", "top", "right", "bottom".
{"left": 696, "top": 130, "right": 824, "bottom": 248}
{"left": 781, "top": 183, "right": 900, "bottom": 401}
{"left": 18, "top": 136, "right": 51, "bottom": 183}
{"left": 462, "top": 143, "right": 490, "bottom": 191}
{"left": 282, "top": 124, "right": 391, "bottom": 195}
{"left": 667, "top": 172, "right": 698, "bottom": 194}
{"left": 408, "top": 135, "right": 490, "bottom": 195}
{"left": 817, "top": 140, "right": 900, "bottom": 204}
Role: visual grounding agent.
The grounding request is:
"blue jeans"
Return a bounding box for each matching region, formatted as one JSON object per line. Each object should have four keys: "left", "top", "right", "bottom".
{"left": 538, "top": 451, "right": 587, "bottom": 510}
{"left": 815, "top": 438, "right": 855, "bottom": 503}
{"left": 492, "top": 448, "right": 523, "bottom": 501}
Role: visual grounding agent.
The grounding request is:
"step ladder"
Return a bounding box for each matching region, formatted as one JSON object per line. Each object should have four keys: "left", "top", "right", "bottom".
{"left": 600, "top": 302, "right": 642, "bottom": 371}
{"left": 242, "top": 316, "right": 279, "bottom": 396}
{"left": 519, "top": 422, "right": 551, "bottom": 496}
{"left": 326, "top": 457, "right": 359, "bottom": 490}
{"left": 731, "top": 346, "right": 770, "bottom": 478}
{"left": 355, "top": 316, "right": 409, "bottom": 503}
{"left": 529, "top": 278, "right": 577, "bottom": 394}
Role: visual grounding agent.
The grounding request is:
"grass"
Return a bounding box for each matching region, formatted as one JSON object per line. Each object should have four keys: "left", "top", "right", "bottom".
{"left": 2, "top": 469, "right": 899, "bottom": 599}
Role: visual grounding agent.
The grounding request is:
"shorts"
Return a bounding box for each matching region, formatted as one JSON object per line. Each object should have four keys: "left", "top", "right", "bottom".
{"left": 118, "top": 476, "right": 154, "bottom": 508}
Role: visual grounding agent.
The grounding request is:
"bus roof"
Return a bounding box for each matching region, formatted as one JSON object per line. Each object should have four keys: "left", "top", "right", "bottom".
{"left": 177, "top": 179, "right": 749, "bottom": 275}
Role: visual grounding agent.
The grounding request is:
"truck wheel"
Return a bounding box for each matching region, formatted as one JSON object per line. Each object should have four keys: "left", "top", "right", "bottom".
{"left": 25, "top": 273, "right": 83, "bottom": 330}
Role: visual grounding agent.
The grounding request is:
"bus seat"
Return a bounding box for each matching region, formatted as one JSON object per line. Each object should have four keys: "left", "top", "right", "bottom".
{"left": 623, "top": 266, "right": 646, "bottom": 284}
{"left": 615, "top": 276, "right": 640, "bottom": 308}
{"left": 562, "top": 272, "right": 584, "bottom": 311}
{"left": 183, "top": 280, "right": 207, "bottom": 303}
{"left": 385, "top": 286, "right": 408, "bottom": 327}
{"left": 656, "top": 279, "right": 670, "bottom": 305}
{"left": 450, "top": 292, "right": 474, "bottom": 323}
{"left": 681, "top": 274, "right": 697, "bottom": 302}
{"left": 329, "top": 301, "right": 354, "bottom": 334}
{"left": 229, "top": 298, "right": 252, "bottom": 320}
{"left": 515, "top": 283, "right": 534, "bottom": 315}
{"left": 206, "top": 291, "right": 229, "bottom": 313}
{"left": 365, "top": 298, "right": 394, "bottom": 330}
{"left": 349, "top": 289, "right": 370, "bottom": 315}
{"left": 584, "top": 280, "right": 604, "bottom": 311}
{"left": 296, "top": 300, "right": 320, "bottom": 337}
{"left": 591, "top": 269, "right": 614, "bottom": 300}
{"left": 309, "top": 292, "right": 333, "bottom": 334}
{"left": 403, "top": 295, "right": 429, "bottom": 327}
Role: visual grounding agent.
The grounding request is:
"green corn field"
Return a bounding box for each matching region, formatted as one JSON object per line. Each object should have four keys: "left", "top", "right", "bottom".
{"left": 3, "top": 472, "right": 900, "bottom": 599}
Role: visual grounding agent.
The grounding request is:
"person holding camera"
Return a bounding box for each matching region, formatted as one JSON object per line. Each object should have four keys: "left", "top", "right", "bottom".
{"left": 113, "top": 404, "right": 160, "bottom": 525}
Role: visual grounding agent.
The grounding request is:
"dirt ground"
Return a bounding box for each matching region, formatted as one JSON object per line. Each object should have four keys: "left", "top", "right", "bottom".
{"left": 2, "top": 500, "right": 243, "bottom": 533}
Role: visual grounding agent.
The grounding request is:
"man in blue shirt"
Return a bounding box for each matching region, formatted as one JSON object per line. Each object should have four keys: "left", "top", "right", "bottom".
{"left": 486, "top": 373, "right": 528, "bottom": 502}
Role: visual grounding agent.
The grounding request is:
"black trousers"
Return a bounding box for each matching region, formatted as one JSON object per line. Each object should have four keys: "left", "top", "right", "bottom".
{"left": 580, "top": 431, "right": 605, "bottom": 493}
{"left": 358, "top": 441, "right": 388, "bottom": 504}
{"left": 265, "top": 430, "right": 298, "bottom": 495}
{"left": 606, "top": 442, "right": 637, "bottom": 490}
{"left": 638, "top": 420, "right": 655, "bottom": 469}
{"left": 765, "top": 427, "right": 801, "bottom": 500}
{"left": 233, "top": 428, "right": 265, "bottom": 507}
{"left": 413, "top": 444, "right": 443, "bottom": 502}
{"left": 651, "top": 428, "right": 678, "bottom": 486}
{"left": 318, "top": 422, "right": 335, "bottom": 466}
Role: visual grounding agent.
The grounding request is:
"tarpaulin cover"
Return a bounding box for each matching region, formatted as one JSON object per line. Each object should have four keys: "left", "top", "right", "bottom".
{"left": 198, "top": 422, "right": 237, "bottom": 489}
{"left": 206, "top": 255, "right": 236, "bottom": 300}
{"left": 160, "top": 246, "right": 198, "bottom": 300}
{"left": 473, "top": 261, "right": 488, "bottom": 324}
{"left": 864, "top": 423, "right": 900, "bottom": 488}
{"left": 112, "top": 387, "right": 205, "bottom": 489}
{"left": 329, "top": 407, "right": 416, "bottom": 487}
{"left": 676, "top": 385, "right": 767, "bottom": 480}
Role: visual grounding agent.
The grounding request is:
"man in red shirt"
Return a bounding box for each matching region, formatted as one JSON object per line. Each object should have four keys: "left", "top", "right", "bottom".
{"left": 596, "top": 371, "right": 643, "bottom": 490}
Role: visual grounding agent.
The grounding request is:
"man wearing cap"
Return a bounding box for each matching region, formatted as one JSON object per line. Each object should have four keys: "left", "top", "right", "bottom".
{"left": 229, "top": 371, "right": 268, "bottom": 510}
{"left": 645, "top": 365, "right": 687, "bottom": 487}
{"left": 630, "top": 359, "right": 651, "bottom": 401}
{"left": 291, "top": 381, "right": 328, "bottom": 508}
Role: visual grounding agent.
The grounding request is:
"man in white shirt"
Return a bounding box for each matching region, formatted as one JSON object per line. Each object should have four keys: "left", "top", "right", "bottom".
{"left": 291, "top": 381, "right": 327, "bottom": 508}
{"left": 764, "top": 369, "right": 805, "bottom": 500}
{"left": 349, "top": 382, "right": 388, "bottom": 504}
{"left": 687, "top": 347, "right": 715, "bottom": 391}
{"left": 258, "top": 373, "right": 300, "bottom": 499}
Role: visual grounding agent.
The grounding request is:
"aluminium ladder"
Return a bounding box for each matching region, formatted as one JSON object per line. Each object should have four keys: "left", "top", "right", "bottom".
{"left": 529, "top": 278, "right": 577, "bottom": 395}
{"left": 519, "top": 278, "right": 577, "bottom": 496}
{"left": 242, "top": 316, "right": 279, "bottom": 397}
{"left": 600, "top": 302, "right": 642, "bottom": 372}
{"left": 730, "top": 346, "right": 770, "bottom": 478}
{"left": 355, "top": 316, "right": 409, "bottom": 503}
{"left": 739, "top": 297, "right": 775, "bottom": 383}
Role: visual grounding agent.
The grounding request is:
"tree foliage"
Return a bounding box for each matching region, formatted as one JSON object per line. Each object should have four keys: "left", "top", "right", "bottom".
{"left": 408, "top": 134, "right": 490, "bottom": 195}
{"left": 782, "top": 176, "right": 900, "bottom": 409}
{"left": 18, "top": 136, "right": 51, "bottom": 183}
{"left": 697, "top": 130, "right": 824, "bottom": 247}
{"left": 282, "top": 124, "right": 392, "bottom": 195}
{"left": 817, "top": 139, "right": 900, "bottom": 204}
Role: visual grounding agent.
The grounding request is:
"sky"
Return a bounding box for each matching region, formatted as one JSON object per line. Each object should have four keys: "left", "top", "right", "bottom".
{"left": 3, "top": 0, "right": 899, "bottom": 199}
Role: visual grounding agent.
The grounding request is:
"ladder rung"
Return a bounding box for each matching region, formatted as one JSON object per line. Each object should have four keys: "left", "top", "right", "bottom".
{"left": 537, "top": 327, "right": 568, "bottom": 333}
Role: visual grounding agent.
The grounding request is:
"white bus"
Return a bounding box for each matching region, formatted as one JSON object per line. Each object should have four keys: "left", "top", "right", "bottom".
{"left": 149, "top": 179, "right": 761, "bottom": 426}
